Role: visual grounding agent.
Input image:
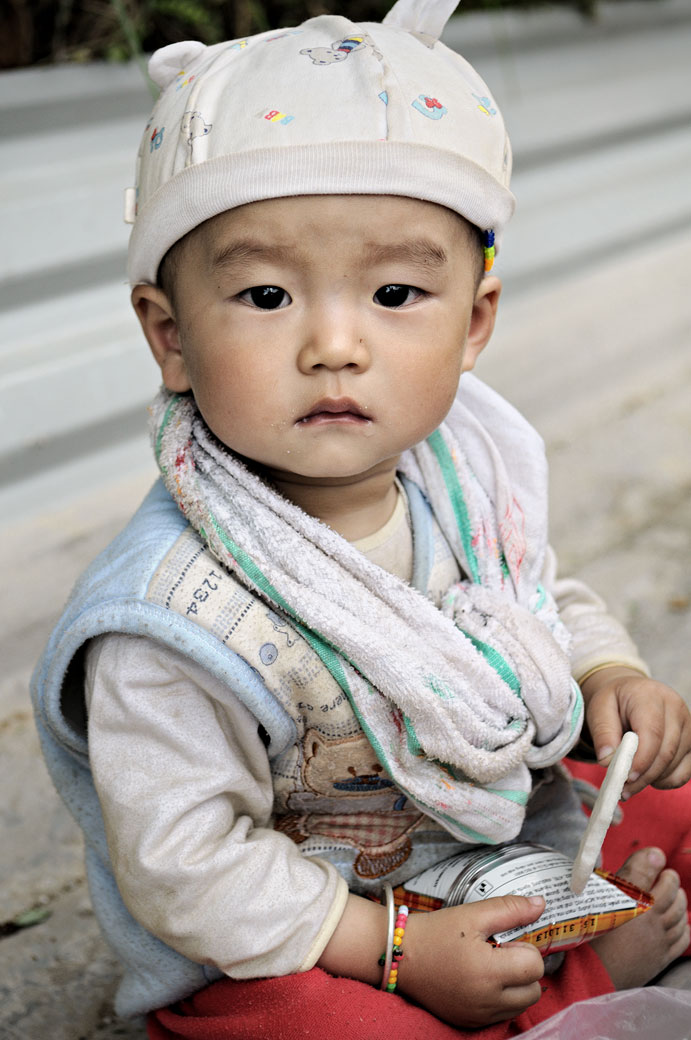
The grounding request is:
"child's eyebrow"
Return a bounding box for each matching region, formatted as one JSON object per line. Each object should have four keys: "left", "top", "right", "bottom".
{"left": 208, "top": 237, "right": 448, "bottom": 275}
{"left": 209, "top": 240, "right": 304, "bottom": 273}
{"left": 362, "top": 239, "right": 448, "bottom": 269}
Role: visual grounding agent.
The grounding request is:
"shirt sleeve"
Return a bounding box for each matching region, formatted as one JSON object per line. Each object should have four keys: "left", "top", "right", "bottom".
{"left": 85, "top": 632, "right": 348, "bottom": 979}
{"left": 542, "top": 546, "right": 649, "bottom": 682}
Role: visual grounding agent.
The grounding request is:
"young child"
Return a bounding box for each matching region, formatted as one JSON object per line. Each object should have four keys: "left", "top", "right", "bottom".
{"left": 32, "top": 1, "right": 691, "bottom": 1036}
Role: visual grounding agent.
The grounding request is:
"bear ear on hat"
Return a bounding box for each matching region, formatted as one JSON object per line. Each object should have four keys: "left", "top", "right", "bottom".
{"left": 383, "top": 0, "right": 460, "bottom": 43}
{"left": 148, "top": 40, "right": 207, "bottom": 89}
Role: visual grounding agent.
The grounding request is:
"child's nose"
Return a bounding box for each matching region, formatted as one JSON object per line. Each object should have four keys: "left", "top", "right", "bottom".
{"left": 296, "top": 313, "right": 371, "bottom": 373}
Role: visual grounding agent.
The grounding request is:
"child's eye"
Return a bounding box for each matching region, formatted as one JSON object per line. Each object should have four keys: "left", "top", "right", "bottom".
{"left": 373, "top": 284, "right": 423, "bottom": 308}
{"left": 238, "top": 285, "right": 291, "bottom": 309}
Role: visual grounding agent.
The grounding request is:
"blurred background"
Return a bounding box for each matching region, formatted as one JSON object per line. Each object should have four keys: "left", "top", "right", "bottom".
{"left": 1, "top": 0, "right": 604, "bottom": 67}
{"left": 1, "top": 2, "right": 690, "bottom": 1036}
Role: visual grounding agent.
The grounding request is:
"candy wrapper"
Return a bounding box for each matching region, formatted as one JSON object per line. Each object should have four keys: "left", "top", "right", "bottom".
{"left": 390, "top": 842, "right": 653, "bottom": 956}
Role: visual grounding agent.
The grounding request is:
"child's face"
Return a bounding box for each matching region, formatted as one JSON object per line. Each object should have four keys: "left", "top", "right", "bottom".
{"left": 136, "top": 195, "right": 499, "bottom": 487}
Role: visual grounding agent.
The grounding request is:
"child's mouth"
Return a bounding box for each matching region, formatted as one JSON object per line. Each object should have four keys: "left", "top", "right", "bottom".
{"left": 297, "top": 398, "right": 372, "bottom": 426}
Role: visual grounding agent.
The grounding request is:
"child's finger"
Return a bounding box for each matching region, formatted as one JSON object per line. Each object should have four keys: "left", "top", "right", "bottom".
{"left": 627, "top": 735, "right": 682, "bottom": 794}
{"left": 628, "top": 701, "right": 670, "bottom": 762}
{"left": 494, "top": 941, "right": 545, "bottom": 986}
{"left": 587, "top": 693, "right": 625, "bottom": 767}
{"left": 622, "top": 701, "right": 685, "bottom": 793}
{"left": 642, "top": 705, "right": 691, "bottom": 789}
{"left": 473, "top": 893, "right": 546, "bottom": 940}
{"left": 650, "top": 746, "right": 691, "bottom": 790}
{"left": 497, "top": 979, "right": 544, "bottom": 1015}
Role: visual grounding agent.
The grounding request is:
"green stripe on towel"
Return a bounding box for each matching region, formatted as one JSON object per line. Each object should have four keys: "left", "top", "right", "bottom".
{"left": 426, "top": 429, "right": 480, "bottom": 583}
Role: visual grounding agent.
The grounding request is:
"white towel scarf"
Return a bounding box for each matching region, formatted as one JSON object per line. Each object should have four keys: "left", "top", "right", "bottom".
{"left": 151, "top": 376, "right": 583, "bottom": 845}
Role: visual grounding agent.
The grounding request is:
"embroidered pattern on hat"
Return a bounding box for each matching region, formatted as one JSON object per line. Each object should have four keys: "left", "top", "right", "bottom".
{"left": 149, "top": 127, "right": 165, "bottom": 152}
{"left": 300, "top": 32, "right": 382, "bottom": 65}
{"left": 181, "top": 110, "right": 213, "bottom": 151}
{"left": 473, "top": 93, "right": 497, "bottom": 116}
{"left": 261, "top": 108, "right": 295, "bottom": 126}
{"left": 412, "top": 95, "right": 447, "bottom": 119}
{"left": 264, "top": 29, "right": 303, "bottom": 43}
{"left": 175, "top": 71, "right": 195, "bottom": 91}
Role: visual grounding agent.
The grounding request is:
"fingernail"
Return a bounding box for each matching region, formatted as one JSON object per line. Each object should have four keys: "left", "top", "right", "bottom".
{"left": 627, "top": 770, "right": 640, "bottom": 783}
{"left": 647, "top": 848, "right": 665, "bottom": 869}
{"left": 597, "top": 746, "right": 614, "bottom": 762}
{"left": 528, "top": 896, "right": 545, "bottom": 908}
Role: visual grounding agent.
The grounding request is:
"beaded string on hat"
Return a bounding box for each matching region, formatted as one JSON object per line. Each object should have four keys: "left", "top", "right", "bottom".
{"left": 483, "top": 229, "right": 496, "bottom": 272}
{"left": 379, "top": 884, "right": 409, "bottom": 992}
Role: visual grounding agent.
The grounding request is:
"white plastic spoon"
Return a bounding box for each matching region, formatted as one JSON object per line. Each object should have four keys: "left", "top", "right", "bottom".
{"left": 570, "top": 730, "right": 639, "bottom": 895}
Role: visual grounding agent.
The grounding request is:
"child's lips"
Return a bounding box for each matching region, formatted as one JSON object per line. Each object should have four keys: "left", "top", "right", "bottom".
{"left": 296, "top": 397, "right": 372, "bottom": 426}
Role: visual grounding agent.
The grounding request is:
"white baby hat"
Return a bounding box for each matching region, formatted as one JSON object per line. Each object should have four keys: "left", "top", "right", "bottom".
{"left": 126, "top": 0, "right": 514, "bottom": 285}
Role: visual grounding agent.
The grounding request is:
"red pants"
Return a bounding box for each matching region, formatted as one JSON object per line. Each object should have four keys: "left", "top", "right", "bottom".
{"left": 147, "top": 944, "right": 612, "bottom": 1040}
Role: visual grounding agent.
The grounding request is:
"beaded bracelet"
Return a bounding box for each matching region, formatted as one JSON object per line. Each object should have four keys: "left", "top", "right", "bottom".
{"left": 386, "top": 904, "right": 409, "bottom": 992}
{"left": 378, "top": 884, "right": 409, "bottom": 993}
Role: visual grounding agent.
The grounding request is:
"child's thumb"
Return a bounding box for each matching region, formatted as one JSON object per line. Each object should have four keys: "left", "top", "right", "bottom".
{"left": 478, "top": 894, "right": 545, "bottom": 939}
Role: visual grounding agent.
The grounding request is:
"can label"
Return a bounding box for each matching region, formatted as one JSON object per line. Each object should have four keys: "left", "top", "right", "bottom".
{"left": 403, "top": 847, "right": 652, "bottom": 953}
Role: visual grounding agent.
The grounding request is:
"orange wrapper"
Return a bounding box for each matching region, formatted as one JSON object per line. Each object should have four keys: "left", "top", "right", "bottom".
{"left": 385, "top": 843, "right": 653, "bottom": 957}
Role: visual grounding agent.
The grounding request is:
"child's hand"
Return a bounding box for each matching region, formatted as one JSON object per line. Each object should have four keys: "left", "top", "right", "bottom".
{"left": 398, "top": 895, "right": 545, "bottom": 1028}
{"left": 582, "top": 667, "right": 691, "bottom": 797}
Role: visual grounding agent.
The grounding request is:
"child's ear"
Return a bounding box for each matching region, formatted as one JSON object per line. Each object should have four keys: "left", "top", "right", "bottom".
{"left": 462, "top": 275, "right": 501, "bottom": 373}
{"left": 131, "top": 284, "right": 192, "bottom": 392}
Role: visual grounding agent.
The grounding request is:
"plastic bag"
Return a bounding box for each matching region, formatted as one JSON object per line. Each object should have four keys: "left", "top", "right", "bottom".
{"left": 517, "top": 986, "right": 691, "bottom": 1040}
